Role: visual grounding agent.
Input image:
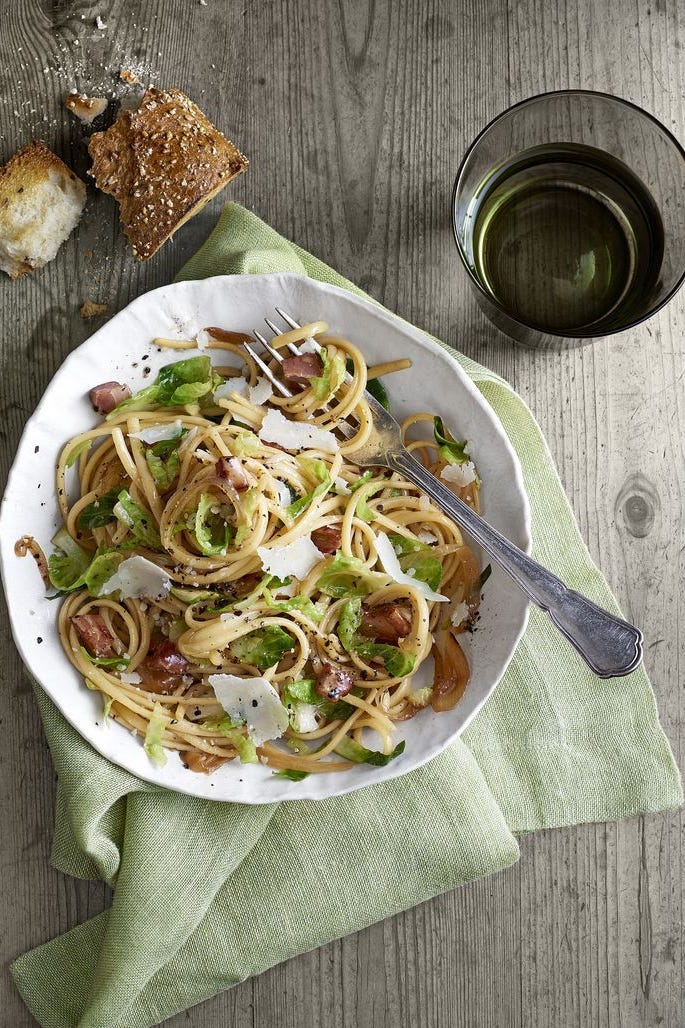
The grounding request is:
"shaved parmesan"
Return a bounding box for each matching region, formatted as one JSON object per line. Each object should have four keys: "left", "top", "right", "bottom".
{"left": 272, "top": 580, "right": 296, "bottom": 598}
{"left": 128, "top": 420, "right": 182, "bottom": 444}
{"left": 441, "top": 461, "right": 477, "bottom": 488}
{"left": 259, "top": 409, "right": 338, "bottom": 454}
{"left": 214, "top": 377, "right": 248, "bottom": 402}
{"left": 450, "top": 601, "right": 469, "bottom": 627}
{"left": 119, "top": 671, "right": 142, "bottom": 685}
{"left": 195, "top": 329, "right": 211, "bottom": 349}
{"left": 100, "top": 556, "right": 172, "bottom": 601}
{"left": 258, "top": 535, "right": 325, "bottom": 580}
{"left": 209, "top": 674, "right": 289, "bottom": 744}
{"left": 299, "top": 338, "right": 319, "bottom": 354}
{"left": 334, "top": 476, "right": 351, "bottom": 494}
{"left": 291, "top": 702, "right": 318, "bottom": 733}
{"left": 417, "top": 529, "right": 438, "bottom": 544}
{"left": 249, "top": 377, "right": 273, "bottom": 406}
{"left": 374, "top": 532, "right": 448, "bottom": 603}
{"left": 275, "top": 480, "right": 293, "bottom": 509}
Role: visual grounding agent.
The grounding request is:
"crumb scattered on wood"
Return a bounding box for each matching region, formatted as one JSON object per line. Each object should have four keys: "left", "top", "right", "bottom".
{"left": 83, "top": 249, "right": 94, "bottom": 258}
{"left": 80, "top": 300, "right": 108, "bottom": 318}
{"left": 65, "top": 92, "right": 108, "bottom": 124}
{"left": 119, "top": 68, "right": 140, "bottom": 85}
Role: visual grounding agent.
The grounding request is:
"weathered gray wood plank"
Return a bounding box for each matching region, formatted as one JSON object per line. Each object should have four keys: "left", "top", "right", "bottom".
{"left": 0, "top": 0, "right": 682, "bottom": 1026}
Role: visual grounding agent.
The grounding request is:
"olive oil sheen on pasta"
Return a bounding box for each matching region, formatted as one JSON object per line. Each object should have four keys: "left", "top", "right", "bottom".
{"left": 464, "top": 144, "right": 664, "bottom": 334}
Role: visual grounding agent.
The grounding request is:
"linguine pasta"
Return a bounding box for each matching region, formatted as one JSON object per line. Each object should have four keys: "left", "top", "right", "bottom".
{"left": 21, "top": 321, "right": 485, "bottom": 780}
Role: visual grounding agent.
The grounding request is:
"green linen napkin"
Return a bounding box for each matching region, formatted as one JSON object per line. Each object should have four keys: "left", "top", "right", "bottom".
{"left": 11, "top": 204, "right": 681, "bottom": 1028}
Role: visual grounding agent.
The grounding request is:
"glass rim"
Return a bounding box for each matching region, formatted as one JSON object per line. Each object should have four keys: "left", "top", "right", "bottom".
{"left": 451, "top": 88, "right": 685, "bottom": 340}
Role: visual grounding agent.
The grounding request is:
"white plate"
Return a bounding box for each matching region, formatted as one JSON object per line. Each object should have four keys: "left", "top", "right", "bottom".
{"left": 0, "top": 274, "right": 530, "bottom": 803}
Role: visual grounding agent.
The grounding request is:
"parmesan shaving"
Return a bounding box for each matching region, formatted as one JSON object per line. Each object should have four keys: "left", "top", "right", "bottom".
{"left": 417, "top": 529, "right": 438, "bottom": 544}
{"left": 128, "top": 420, "right": 182, "bottom": 444}
{"left": 291, "top": 702, "right": 318, "bottom": 733}
{"left": 99, "top": 556, "right": 172, "bottom": 601}
{"left": 259, "top": 409, "right": 338, "bottom": 453}
{"left": 441, "top": 461, "right": 477, "bottom": 488}
{"left": 209, "top": 674, "right": 289, "bottom": 744}
{"left": 214, "top": 377, "right": 248, "bottom": 402}
{"left": 299, "top": 338, "right": 319, "bottom": 354}
{"left": 249, "top": 377, "right": 273, "bottom": 406}
{"left": 275, "top": 480, "right": 293, "bottom": 509}
{"left": 257, "top": 535, "right": 325, "bottom": 580}
{"left": 450, "top": 601, "right": 469, "bottom": 627}
{"left": 272, "top": 580, "right": 296, "bottom": 598}
{"left": 374, "top": 532, "right": 449, "bottom": 603}
{"left": 119, "top": 671, "right": 142, "bottom": 685}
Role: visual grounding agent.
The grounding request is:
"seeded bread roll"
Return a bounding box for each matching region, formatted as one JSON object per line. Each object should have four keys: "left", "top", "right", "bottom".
{"left": 0, "top": 141, "right": 86, "bottom": 280}
{"left": 88, "top": 87, "right": 248, "bottom": 261}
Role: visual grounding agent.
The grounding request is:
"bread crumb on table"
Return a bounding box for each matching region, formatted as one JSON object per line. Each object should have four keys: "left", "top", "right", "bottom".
{"left": 65, "top": 92, "right": 108, "bottom": 124}
{"left": 80, "top": 300, "right": 109, "bottom": 318}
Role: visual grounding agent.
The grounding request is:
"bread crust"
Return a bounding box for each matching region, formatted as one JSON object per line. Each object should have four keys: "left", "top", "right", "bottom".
{"left": 0, "top": 140, "right": 83, "bottom": 205}
{"left": 88, "top": 87, "right": 248, "bottom": 261}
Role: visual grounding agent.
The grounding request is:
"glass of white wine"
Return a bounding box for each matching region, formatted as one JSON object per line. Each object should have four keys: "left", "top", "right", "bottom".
{"left": 452, "top": 90, "right": 685, "bottom": 348}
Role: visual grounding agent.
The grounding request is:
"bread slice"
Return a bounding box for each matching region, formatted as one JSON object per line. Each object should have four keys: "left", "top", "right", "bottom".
{"left": 0, "top": 141, "right": 86, "bottom": 280}
{"left": 88, "top": 87, "right": 248, "bottom": 261}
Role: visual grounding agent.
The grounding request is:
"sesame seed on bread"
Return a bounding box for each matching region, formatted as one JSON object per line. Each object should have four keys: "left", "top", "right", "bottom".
{"left": 88, "top": 87, "right": 248, "bottom": 261}
{"left": 0, "top": 141, "right": 86, "bottom": 280}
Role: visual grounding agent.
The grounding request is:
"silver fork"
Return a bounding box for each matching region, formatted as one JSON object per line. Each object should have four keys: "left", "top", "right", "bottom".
{"left": 244, "top": 309, "right": 643, "bottom": 679}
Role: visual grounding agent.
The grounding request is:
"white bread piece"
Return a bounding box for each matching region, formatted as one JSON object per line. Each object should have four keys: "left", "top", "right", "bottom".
{"left": 88, "top": 87, "right": 248, "bottom": 261}
{"left": 0, "top": 141, "right": 86, "bottom": 280}
{"left": 65, "top": 92, "right": 109, "bottom": 125}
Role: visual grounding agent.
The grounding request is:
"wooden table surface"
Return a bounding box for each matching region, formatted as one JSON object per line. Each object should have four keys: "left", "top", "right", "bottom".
{"left": 1, "top": 1, "right": 683, "bottom": 1025}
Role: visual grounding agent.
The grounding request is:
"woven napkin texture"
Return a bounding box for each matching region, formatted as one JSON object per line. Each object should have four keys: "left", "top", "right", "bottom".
{"left": 11, "top": 204, "right": 681, "bottom": 1028}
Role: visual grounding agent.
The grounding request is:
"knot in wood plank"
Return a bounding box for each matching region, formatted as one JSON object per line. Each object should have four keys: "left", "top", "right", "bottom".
{"left": 615, "top": 473, "right": 659, "bottom": 538}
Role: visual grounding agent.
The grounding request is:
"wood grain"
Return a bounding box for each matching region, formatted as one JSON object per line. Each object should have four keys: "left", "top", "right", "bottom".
{"left": 0, "top": 0, "right": 682, "bottom": 1025}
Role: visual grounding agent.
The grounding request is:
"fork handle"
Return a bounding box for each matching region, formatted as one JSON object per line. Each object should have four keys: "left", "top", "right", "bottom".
{"left": 387, "top": 449, "right": 643, "bottom": 679}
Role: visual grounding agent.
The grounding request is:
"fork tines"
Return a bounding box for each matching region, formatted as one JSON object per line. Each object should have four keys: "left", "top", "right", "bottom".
{"left": 245, "top": 310, "right": 320, "bottom": 399}
{"left": 244, "top": 310, "right": 369, "bottom": 444}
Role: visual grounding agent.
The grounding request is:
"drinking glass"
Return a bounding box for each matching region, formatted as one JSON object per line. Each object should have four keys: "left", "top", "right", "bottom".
{"left": 452, "top": 90, "right": 685, "bottom": 348}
